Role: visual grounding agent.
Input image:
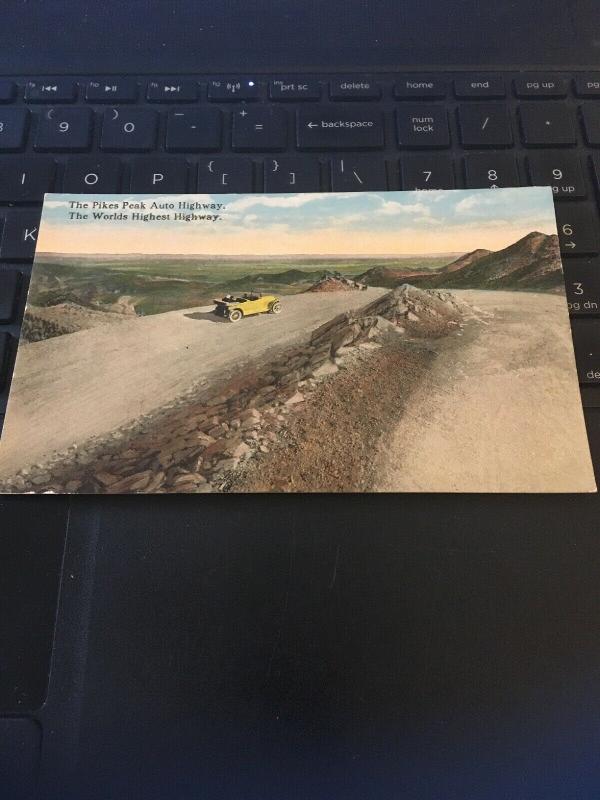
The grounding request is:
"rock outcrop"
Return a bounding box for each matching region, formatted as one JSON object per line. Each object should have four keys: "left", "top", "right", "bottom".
{"left": 307, "top": 273, "right": 367, "bottom": 292}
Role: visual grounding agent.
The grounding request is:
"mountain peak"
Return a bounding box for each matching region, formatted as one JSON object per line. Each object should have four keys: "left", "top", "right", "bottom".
{"left": 359, "top": 231, "right": 562, "bottom": 291}
{"left": 441, "top": 247, "right": 493, "bottom": 273}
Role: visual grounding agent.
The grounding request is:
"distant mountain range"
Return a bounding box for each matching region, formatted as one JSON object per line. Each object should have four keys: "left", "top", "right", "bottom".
{"left": 358, "top": 232, "right": 563, "bottom": 291}
{"left": 36, "top": 252, "right": 462, "bottom": 262}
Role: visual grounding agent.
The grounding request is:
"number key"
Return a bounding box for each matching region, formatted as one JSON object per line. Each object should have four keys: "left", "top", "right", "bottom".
{"left": 554, "top": 204, "right": 600, "bottom": 256}
{"left": 401, "top": 154, "right": 454, "bottom": 189}
{"left": 463, "top": 153, "right": 519, "bottom": 188}
{"left": 34, "top": 107, "right": 93, "bottom": 151}
{"left": 527, "top": 152, "right": 586, "bottom": 198}
{"left": 0, "top": 108, "right": 29, "bottom": 151}
{"left": 563, "top": 262, "right": 600, "bottom": 315}
{"left": 100, "top": 109, "right": 158, "bottom": 152}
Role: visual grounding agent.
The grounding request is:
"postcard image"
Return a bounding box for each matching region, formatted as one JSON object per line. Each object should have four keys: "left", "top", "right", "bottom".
{"left": 0, "top": 187, "right": 595, "bottom": 493}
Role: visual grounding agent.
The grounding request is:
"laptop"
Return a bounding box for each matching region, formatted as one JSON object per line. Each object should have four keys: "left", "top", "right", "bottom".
{"left": 1, "top": 1, "right": 600, "bottom": 797}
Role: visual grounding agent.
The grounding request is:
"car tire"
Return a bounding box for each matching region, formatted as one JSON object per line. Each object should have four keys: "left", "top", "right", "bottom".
{"left": 269, "top": 301, "right": 281, "bottom": 314}
{"left": 228, "top": 309, "right": 242, "bottom": 322}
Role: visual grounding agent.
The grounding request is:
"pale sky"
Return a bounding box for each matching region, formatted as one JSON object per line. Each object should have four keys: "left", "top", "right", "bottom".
{"left": 37, "top": 188, "right": 558, "bottom": 257}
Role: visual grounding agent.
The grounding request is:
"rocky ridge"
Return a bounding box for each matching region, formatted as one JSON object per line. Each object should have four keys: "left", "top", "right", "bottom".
{"left": 359, "top": 231, "right": 562, "bottom": 291}
{"left": 0, "top": 285, "right": 479, "bottom": 494}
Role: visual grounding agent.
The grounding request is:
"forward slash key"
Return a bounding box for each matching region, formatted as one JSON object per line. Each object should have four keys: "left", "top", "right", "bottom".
{"left": 297, "top": 106, "right": 384, "bottom": 150}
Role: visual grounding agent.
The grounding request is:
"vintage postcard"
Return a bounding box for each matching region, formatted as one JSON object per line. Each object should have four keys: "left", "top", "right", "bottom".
{"left": 0, "top": 188, "right": 595, "bottom": 493}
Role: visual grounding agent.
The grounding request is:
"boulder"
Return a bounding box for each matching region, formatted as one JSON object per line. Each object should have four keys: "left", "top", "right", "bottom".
{"left": 285, "top": 391, "right": 304, "bottom": 406}
{"left": 107, "top": 470, "right": 154, "bottom": 493}
{"left": 312, "top": 361, "right": 339, "bottom": 378}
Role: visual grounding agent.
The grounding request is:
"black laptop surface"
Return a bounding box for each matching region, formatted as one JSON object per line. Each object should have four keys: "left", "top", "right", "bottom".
{"left": 1, "top": 1, "right": 600, "bottom": 798}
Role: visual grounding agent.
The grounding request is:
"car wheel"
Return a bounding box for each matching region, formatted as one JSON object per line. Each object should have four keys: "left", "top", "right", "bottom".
{"left": 228, "top": 309, "right": 242, "bottom": 322}
{"left": 269, "top": 301, "right": 281, "bottom": 314}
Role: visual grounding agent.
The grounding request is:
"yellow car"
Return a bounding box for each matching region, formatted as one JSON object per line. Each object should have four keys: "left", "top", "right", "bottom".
{"left": 213, "top": 292, "right": 281, "bottom": 322}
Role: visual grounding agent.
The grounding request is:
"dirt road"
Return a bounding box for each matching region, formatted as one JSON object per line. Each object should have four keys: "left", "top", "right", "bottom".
{"left": 374, "top": 290, "right": 596, "bottom": 493}
{"left": 0, "top": 289, "right": 385, "bottom": 478}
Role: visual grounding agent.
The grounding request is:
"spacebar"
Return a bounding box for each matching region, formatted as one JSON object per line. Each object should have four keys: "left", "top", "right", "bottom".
{"left": 296, "top": 107, "right": 385, "bottom": 150}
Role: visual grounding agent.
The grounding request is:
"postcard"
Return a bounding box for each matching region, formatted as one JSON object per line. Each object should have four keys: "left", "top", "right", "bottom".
{"left": 0, "top": 188, "right": 595, "bottom": 493}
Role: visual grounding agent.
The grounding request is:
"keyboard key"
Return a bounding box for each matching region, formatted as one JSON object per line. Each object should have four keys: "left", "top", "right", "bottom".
{"left": 329, "top": 78, "right": 381, "bottom": 100}
{"left": 527, "top": 152, "right": 586, "bottom": 198}
{"left": 574, "top": 75, "right": 600, "bottom": 98}
{"left": 63, "top": 157, "right": 122, "bottom": 192}
{"left": 514, "top": 75, "right": 567, "bottom": 98}
{"left": 396, "top": 105, "right": 449, "bottom": 148}
{"left": 0, "top": 158, "right": 55, "bottom": 202}
{"left": 463, "top": 152, "right": 519, "bottom": 188}
{"left": 100, "top": 109, "right": 158, "bottom": 151}
{"left": 130, "top": 158, "right": 188, "bottom": 192}
{"left": 297, "top": 106, "right": 384, "bottom": 150}
{"left": 400, "top": 153, "right": 455, "bottom": 189}
{"left": 25, "top": 80, "right": 76, "bottom": 103}
{"left": 86, "top": 79, "right": 138, "bottom": 103}
{"left": 0, "top": 81, "right": 16, "bottom": 103}
{"left": 0, "top": 333, "right": 11, "bottom": 389}
{"left": 197, "top": 158, "right": 253, "bottom": 192}
{"left": 571, "top": 319, "right": 600, "bottom": 383}
{"left": 146, "top": 80, "right": 198, "bottom": 102}
{"left": 589, "top": 153, "right": 600, "bottom": 191}
{"left": 0, "top": 108, "right": 29, "bottom": 151}
{"left": 232, "top": 107, "right": 287, "bottom": 151}
{"left": 519, "top": 103, "right": 576, "bottom": 146}
{"left": 394, "top": 76, "right": 446, "bottom": 100}
{"left": 263, "top": 157, "right": 320, "bottom": 192}
{"left": 330, "top": 157, "right": 387, "bottom": 190}
{"left": 166, "top": 108, "right": 222, "bottom": 152}
{"left": 208, "top": 79, "right": 259, "bottom": 101}
{"left": 564, "top": 262, "right": 600, "bottom": 315}
{"left": 0, "top": 211, "right": 41, "bottom": 261}
{"left": 454, "top": 76, "right": 505, "bottom": 98}
{"left": 457, "top": 103, "right": 512, "bottom": 147}
{"left": 580, "top": 104, "right": 600, "bottom": 146}
{"left": 269, "top": 79, "right": 321, "bottom": 101}
{"left": 34, "top": 107, "right": 93, "bottom": 151}
{"left": 0, "top": 270, "right": 19, "bottom": 322}
{"left": 554, "top": 204, "right": 600, "bottom": 256}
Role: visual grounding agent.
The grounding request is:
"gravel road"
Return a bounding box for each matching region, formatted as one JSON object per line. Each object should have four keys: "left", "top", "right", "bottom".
{"left": 374, "top": 290, "right": 596, "bottom": 493}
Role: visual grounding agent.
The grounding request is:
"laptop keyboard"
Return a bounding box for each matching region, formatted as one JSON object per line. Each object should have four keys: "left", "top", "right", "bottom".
{"left": 1, "top": 71, "right": 600, "bottom": 430}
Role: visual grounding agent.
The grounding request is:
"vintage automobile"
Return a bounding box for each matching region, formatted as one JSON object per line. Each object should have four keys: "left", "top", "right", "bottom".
{"left": 213, "top": 291, "right": 282, "bottom": 322}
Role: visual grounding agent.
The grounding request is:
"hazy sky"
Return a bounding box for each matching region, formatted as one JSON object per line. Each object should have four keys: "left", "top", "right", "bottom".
{"left": 38, "top": 188, "right": 558, "bottom": 257}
